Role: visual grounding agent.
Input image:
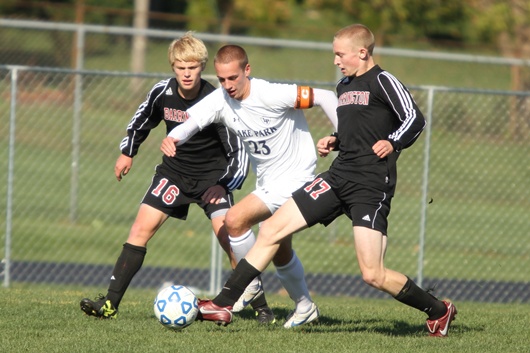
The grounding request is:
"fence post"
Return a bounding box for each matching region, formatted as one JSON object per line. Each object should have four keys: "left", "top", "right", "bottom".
{"left": 70, "top": 26, "right": 85, "bottom": 222}
{"left": 4, "top": 67, "right": 20, "bottom": 288}
{"left": 417, "top": 86, "right": 434, "bottom": 288}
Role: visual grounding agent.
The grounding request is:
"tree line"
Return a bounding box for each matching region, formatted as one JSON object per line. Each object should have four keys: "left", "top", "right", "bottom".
{"left": 2, "top": 0, "right": 529, "bottom": 89}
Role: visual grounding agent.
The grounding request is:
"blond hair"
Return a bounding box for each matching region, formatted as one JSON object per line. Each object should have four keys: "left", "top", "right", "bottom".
{"left": 168, "top": 31, "right": 208, "bottom": 68}
{"left": 335, "top": 24, "right": 375, "bottom": 55}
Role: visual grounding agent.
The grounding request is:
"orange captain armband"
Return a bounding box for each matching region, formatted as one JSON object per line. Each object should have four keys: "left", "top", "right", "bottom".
{"left": 295, "top": 86, "right": 314, "bottom": 109}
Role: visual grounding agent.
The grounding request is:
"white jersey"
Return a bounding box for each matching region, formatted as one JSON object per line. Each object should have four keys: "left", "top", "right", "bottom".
{"left": 187, "top": 78, "right": 317, "bottom": 188}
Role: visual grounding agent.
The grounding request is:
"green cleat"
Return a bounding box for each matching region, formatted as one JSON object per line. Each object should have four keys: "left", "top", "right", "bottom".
{"left": 80, "top": 294, "right": 118, "bottom": 319}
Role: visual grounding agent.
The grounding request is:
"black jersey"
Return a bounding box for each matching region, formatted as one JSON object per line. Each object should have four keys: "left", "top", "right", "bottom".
{"left": 119, "top": 78, "right": 248, "bottom": 192}
{"left": 330, "top": 65, "right": 425, "bottom": 193}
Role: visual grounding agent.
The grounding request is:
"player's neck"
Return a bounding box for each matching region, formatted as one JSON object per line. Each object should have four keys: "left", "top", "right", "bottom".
{"left": 355, "top": 61, "right": 375, "bottom": 77}
{"left": 178, "top": 84, "right": 200, "bottom": 100}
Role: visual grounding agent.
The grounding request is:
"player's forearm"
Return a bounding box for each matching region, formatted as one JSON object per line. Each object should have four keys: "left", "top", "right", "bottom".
{"left": 167, "top": 118, "right": 200, "bottom": 145}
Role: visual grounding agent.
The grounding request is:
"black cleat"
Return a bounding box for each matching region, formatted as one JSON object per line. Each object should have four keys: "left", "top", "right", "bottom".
{"left": 255, "top": 306, "right": 276, "bottom": 324}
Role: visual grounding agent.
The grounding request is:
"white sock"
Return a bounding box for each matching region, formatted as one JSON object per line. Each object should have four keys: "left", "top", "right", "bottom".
{"left": 275, "top": 250, "right": 313, "bottom": 314}
{"left": 229, "top": 230, "right": 260, "bottom": 290}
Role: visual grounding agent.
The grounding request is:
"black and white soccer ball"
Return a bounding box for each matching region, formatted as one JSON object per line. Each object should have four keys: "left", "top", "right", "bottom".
{"left": 153, "top": 285, "right": 199, "bottom": 330}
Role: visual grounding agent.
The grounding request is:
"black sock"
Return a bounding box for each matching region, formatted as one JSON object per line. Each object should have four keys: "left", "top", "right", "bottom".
{"left": 213, "top": 259, "right": 261, "bottom": 307}
{"left": 250, "top": 275, "right": 268, "bottom": 310}
{"left": 106, "top": 243, "right": 146, "bottom": 308}
{"left": 394, "top": 276, "right": 447, "bottom": 320}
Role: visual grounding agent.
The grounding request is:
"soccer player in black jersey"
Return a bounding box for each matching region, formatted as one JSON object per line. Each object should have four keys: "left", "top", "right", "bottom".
{"left": 79, "top": 32, "right": 275, "bottom": 323}
{"left": 196, "top": 24, "right": 457, "bottom": 337}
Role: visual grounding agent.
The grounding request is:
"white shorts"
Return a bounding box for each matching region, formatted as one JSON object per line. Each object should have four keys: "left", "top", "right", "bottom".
{"left": 252, "top": 177, "right": 313, "bottom": 214}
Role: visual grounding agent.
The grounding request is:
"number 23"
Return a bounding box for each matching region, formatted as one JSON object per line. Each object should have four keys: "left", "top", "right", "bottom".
{"left": 248, "top": 140, "right": 271, "bottom": 155}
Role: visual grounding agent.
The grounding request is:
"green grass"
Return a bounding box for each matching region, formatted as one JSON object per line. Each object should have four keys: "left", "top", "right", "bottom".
{"left": 1, "top": 283, "right": 528, "bottom": 353}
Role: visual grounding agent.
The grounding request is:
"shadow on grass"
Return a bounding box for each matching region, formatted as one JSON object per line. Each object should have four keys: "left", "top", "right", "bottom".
{"left": 202, "top": 306, "right": 476, "bottom": 337}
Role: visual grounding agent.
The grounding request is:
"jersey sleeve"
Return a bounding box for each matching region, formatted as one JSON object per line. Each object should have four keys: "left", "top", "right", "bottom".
{"left": 378, "top": 72, "right": 426, "bottom": 152}
{"left": 119, "top": 80, "right": 168, "bottom": 157}
{"left": 214, "top": 123, "right": 249, "bottom": 192}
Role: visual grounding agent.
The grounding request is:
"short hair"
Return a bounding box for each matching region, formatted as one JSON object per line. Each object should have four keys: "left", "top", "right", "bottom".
{"left": 334, "top": 24, "right": 375, "bottom": 55}
{"left": 168, "top": 31, "right": 208, "bottom": 69}
{"left": 214, "top": 45, "right": 248, "bottom": 69}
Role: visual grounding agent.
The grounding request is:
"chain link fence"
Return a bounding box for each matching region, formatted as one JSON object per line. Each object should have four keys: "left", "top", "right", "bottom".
{"left": 1, "top": 20, "right": 530, "bottom": 304}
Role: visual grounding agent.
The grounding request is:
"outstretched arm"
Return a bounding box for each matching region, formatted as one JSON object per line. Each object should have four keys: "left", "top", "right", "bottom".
{"left": 313, "top": 88, "right": 338, "bottom": 130}
{"left": 160, "top": 117, "right": 201, "bottom": 157}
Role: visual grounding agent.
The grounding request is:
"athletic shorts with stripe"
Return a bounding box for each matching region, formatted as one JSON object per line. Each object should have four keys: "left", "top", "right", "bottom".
{"left": 292, "top": 171, "right": 392, "bottom": 235}
{"left": 141, "top": 172, "right": 234, "bottom": 220}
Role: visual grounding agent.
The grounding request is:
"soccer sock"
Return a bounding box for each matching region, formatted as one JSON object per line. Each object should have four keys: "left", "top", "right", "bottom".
{"left": 229, "top": 230, "right": 268, "bottom": 310}
{"left": 229, "top": 230, "right": 261, "bottom": 290}
{"left": 275, "top": 250, "right": 313, "bottom": 314}
{"left": 106, "top": 242, "right": 146, "bottom": 308}
{"left": 213, "top": 259, "right": 261, "bottom": 307}
{"left": 394, "top": 276, "right": 447, "bottom": 320}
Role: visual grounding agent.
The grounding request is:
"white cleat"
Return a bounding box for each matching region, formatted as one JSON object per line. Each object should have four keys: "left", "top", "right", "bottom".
{"left": 232, "top": 279, "right": 264, "bottom": 313}
{"left": 283, "top": 303, "right": 320, "bottom": 328}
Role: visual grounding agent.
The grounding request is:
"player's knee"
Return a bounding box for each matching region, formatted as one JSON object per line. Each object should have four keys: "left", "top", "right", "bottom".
{"left": 127, "top": 223, "right": 154, "bottom": 246}
{"left": 361, "top": 271, "right": 385, "bottom": 289}
{"left": 224, "top": 211, "right": 246, "bottom": 236}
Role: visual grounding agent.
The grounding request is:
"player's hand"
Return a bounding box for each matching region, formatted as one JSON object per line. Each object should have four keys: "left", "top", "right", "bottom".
{"left": 160, "top": 137, "right": 179, "bottom": 157}
{"left": 317, "top": 135, "right": 337, "bottom": 157}
{"left": 115, "top": 154, "right": 133, "bottom": 181}
{"left": 201, "top": 185, "right": 227, "bottom": 204}
{"left": 372, "top": 140, "right": 394, "bottom": 158}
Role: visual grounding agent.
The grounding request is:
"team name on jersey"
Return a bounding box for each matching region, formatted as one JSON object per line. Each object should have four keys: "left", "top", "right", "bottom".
{"left": 338, "top": 91, "right": 370, "bottom": 106}
{"left": 164, "top": 108, "right": 188, "bottom": 122}
{"left": 237, "top": 126, "right": 278, "bottom": 138}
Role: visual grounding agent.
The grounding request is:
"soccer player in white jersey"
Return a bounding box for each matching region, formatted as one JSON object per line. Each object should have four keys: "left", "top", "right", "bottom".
{"left": 160, "top": 45, "right": 338, "bottom": 328}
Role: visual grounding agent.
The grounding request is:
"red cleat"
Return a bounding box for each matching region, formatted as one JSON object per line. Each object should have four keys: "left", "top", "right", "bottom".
{"left": 426, "top": 300, "right": 457, "bottom": 337}
{"left": 196, "top": 299, "right": 233, "bottom": 326}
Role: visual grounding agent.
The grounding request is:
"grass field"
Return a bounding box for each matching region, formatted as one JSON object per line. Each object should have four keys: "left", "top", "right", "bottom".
{"left": 1, "top": 283, "right": 528, "bottom": 353}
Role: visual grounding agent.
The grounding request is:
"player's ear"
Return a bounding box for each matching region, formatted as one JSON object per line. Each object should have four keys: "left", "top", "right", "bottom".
{"left": 359, "top": 48, "right": 367, "bottom": 60}
{"left": 244, "top": 64, "right": 251, "bottom": 77}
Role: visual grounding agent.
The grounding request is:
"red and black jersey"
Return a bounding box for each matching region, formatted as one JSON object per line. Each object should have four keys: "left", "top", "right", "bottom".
{"left": 119, "top": 78, "right": 248, "bottom": 192}
{"left": 330, "top": 65, "right": 425, "bottom": 193}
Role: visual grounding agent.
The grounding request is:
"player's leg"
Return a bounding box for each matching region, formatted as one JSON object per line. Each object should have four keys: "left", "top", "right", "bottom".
{"left": 80, "top": 173, "right": 184, "bottom": 319}
{"left": 206, "top": 191, "right": 275, "bottom": 323}
{"left": 210, "top": 214, "right": 236, "bottom": 268}
{"left": 207, "top": 198, "right": 307, "bottom": 306}
{"left": 198, "top": 176, "right": 340, "bottom": 325}
{"left": 353, "top": 225, "right": 456, "bottom": 336}
{"left": 223, "top": 193, "right": 275, "bottom": 315}
{"left": 107, "top": 204, "right": 168, "bottom": 306}
{"left": 353, "top": 226, "right": 408, "bottom": 294}
{"left": 272, "top": 234, "right": 319, "bottom": 327}
{"left": 80, "top": 204, "right": 168, "bottom": 319}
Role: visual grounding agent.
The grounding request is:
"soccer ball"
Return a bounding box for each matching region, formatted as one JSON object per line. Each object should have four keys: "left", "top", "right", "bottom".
{"left": 153, "top": 285, "right": 199, "bottom": 330}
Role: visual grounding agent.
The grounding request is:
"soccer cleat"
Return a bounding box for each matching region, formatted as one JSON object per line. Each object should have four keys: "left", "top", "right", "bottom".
{"left": 426, "top": 300, "right": 457, "bottom": 337}
{"left": 196, "top": 299, "right": 233, "bottom": 326}
{"left": 255, "top": 306, "right": 276, "bottom": 324}
{"left": 283, "top": 302, "right": 319, "bottom": 328}
{"left": 232, "top": 279, "right": 264, "bottom": 313}
{"left": 80, "top": 294, "right": 118, "bottom": 319}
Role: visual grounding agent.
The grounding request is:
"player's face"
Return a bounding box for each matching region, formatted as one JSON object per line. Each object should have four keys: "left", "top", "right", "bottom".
{"left": 172, "top": 61, "right": 203, "bottom": 97}
{"left": 333, "top": 37, "right": 364, "bottom": 77}
{"left": 215, "top": 60, "right": 251, "bottom": 100}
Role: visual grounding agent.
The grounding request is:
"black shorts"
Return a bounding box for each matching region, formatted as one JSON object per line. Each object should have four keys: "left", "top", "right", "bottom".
{"left": 292, "top": 171, "right": 392, "bottom": 235}
{"left": 141, "top": 172, "right": 234, "bottom": 220}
